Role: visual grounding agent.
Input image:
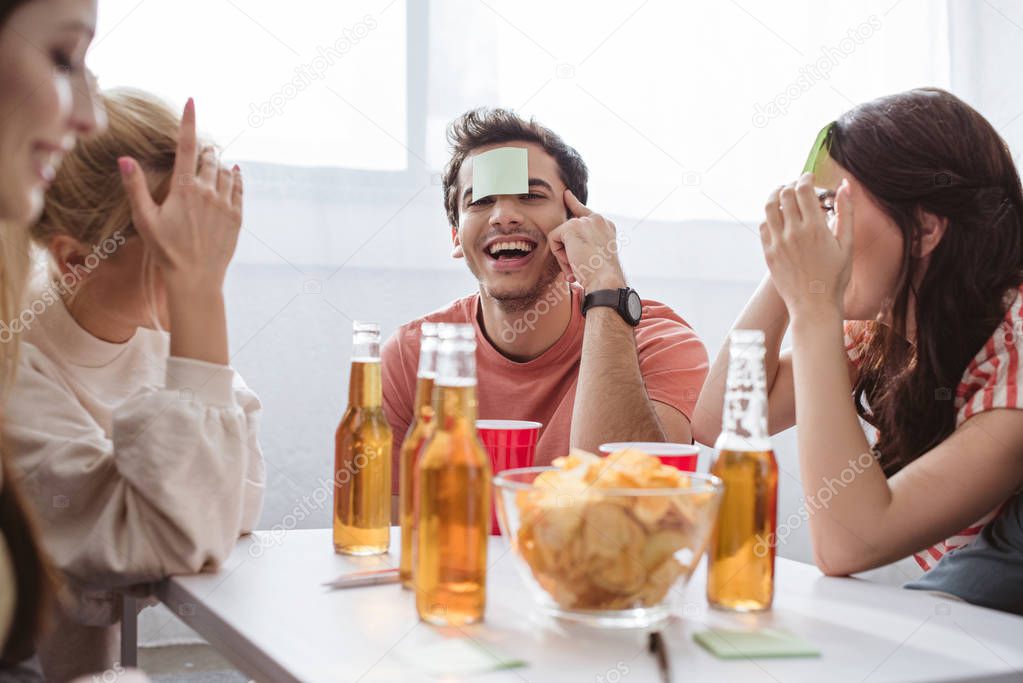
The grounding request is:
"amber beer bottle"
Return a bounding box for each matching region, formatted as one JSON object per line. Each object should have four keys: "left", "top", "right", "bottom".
{"left": 333, "top": 321, "right": 393, "bottom": 555}
{"left": 707, "top": 329, "right": 779, "bottom": 611}
{"left": 415, "top": 323, "right": 491, "bottom": 625}
{"left": 398, "top": 322, "right": 439, "bottom": 588}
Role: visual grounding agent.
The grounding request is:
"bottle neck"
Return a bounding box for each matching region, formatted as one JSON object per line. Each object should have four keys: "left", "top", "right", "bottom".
{"left": 412, "top": 338, "right": 437, "bottom": 417}
{"left": 417, "top": 337, "right": 438, "bottom": 377}
{"left": 432, "top": 380, "right": 478, "bottom": 428}
{"left": 349, "top": 323, "right": 383, "bottom": 408}
{"left": 719, "top": 343, "right": 769, "bottom": 450}
{"left": 433, "top": 343, "right": 477, "bottom": 427}
{"left": 412, "top": 374, "right": 435, "bottom": 416}
{"left": 348, "top": 359, "right": 383, "bottom": 408}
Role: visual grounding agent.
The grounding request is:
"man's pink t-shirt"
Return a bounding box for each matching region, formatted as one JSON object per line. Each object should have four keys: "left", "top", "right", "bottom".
{"left": 381, "top": 285, "right": 709, "bottom": 490}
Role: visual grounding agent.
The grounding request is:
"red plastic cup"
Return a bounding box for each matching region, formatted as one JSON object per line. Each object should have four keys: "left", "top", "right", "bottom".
{"left": 478, "top": 420, "right": 541, "bottom": 534}
{"left": 598, "top": 442, "right": 700, "bottom": 472}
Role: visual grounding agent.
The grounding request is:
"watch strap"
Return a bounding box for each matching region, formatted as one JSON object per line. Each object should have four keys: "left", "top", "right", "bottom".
{"left": 582, "top": 289, "right": 622, "bottom": 313}
{"left": 582, "top": 288, "right": 641, "bottom": 326}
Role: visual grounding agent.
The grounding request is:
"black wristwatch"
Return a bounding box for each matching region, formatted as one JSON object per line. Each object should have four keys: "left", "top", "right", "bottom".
{"left": 581, "top": 287, "right": 643, "bottom": 326}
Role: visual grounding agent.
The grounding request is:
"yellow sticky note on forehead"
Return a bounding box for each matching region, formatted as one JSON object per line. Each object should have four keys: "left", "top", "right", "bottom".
{"left": 471, "top": 147, "right": 528, "bottom": 201}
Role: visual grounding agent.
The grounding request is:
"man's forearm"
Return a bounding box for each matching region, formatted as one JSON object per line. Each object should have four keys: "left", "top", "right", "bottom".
{"left": 570, "top": 307, "right": 666, "bottom": 452}
{"left": 547, "top": 193, "right": 668, "bottom": 451}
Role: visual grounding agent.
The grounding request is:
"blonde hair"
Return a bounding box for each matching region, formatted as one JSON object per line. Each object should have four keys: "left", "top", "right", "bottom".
{"left": 33, "top": 88, "right": 185, "bottom": 249}
{"left": 33, "top": 88, "right": 210, "bottom": 328}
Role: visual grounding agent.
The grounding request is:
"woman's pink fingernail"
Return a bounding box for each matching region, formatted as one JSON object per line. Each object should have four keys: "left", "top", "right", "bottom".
{"left": 232, "top": 164, "right": 240, "bottom": 172}
{"left": 118, "top": 157, "right": 134, "bottom": 175}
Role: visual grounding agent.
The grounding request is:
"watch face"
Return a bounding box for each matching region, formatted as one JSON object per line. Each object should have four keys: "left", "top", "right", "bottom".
{"left": 626, "top": 291, "right": 643, "bottom": 321}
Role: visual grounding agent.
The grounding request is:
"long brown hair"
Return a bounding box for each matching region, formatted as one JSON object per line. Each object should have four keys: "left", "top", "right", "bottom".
{"left": 0, "top": 459, "right": 57, "bottom": 663}
{"left": 0, "top": 1, "right": 30, "bottom": 28}
{"left": 826, "top": 88, "right": 1023, "bottom": 476}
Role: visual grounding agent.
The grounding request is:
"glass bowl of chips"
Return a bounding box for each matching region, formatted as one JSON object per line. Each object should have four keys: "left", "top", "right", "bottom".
{"left": 494, "top": 449, "right": 723, "bottom": 628}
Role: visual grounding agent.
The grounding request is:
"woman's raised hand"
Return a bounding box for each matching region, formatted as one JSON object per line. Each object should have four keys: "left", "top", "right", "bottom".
{"left": 118, "top": 97, "right": 242, "bottom": 293}
{"left": 760, "top": 172, "right": 854, "bottom": 318}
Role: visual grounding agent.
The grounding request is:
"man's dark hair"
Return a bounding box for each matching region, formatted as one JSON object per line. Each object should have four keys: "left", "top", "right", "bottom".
{"left": 442, "top": 107, "right": 588, "bottom": 227}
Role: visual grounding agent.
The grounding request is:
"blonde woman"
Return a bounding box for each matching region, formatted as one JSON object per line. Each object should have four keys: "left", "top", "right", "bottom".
{"left": 2, "top": 88, "right": 265, "bottom": 680}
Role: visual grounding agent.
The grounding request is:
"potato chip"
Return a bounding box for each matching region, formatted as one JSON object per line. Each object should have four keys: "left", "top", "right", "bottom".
{"left": 633, "top": 494, "right": 672, "bottom": 528}
{"left": 535, "top": 501, "right": 585, "bottom": 545}
{"left": 588, "top": 552, "right": 647, "bottom": 594}
{"left": 582, "top": 502, "right": 644, "bottom": 559}
{"left": 638, "top": 557, "right": 683, "bottom": 605}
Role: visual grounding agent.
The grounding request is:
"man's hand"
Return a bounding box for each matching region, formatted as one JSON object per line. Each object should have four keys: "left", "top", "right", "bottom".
{"left": 548, "top": 190, "right": 627, "bottom": 293}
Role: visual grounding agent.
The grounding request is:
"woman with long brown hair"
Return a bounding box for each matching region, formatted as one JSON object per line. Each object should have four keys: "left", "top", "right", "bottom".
{"left": 0, "top": 0, "right": 104, "bottom": 673}
{"left": 694, "top": 88, "right": 1023, "bottom": 614}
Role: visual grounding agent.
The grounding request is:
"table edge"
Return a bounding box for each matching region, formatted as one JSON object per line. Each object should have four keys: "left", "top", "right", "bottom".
{"left": 156, "top": 575, "right": 302, "bottom": 683}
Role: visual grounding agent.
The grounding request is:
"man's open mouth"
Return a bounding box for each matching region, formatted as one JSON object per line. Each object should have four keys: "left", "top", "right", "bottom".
{"left": 485, "top": 238, "right": 537, "bottom": 261}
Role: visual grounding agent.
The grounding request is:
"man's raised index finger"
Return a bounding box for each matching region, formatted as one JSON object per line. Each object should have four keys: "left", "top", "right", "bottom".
{"left": 565, "top": 189, "right": 593, "bottom": 217}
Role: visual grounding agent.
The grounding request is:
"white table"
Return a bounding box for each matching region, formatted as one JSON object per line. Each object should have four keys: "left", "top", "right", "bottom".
{"left": 156, "top": 528, "right": 1023, "bottom": 682}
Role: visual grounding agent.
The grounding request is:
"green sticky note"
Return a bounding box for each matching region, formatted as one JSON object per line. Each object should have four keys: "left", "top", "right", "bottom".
{"left": 397, "top": 638, "right": 527, "bottom": 676}
{"left": 694, "top": 628, "right": 821, "bottom": 659}
{"left": 471, "top": 146, "right": 528, "bottom": 201}
{"left": 802, "top": 122, "right": 833, "bottom": 175}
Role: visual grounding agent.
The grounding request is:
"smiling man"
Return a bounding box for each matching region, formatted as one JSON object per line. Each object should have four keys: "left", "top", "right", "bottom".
{"left": 381, "top": 108, "right": 708, "bottom": 481}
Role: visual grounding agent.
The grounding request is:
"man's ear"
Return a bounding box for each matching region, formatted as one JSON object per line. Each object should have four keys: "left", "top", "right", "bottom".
{"left": 48, "top": 234, "right": 92, "bottom": 277}
{"left": 914, "top": 209, "right": 948, "bottom": 258}
{"left": 451, "top": 226, "right": 464, "bottom": 259}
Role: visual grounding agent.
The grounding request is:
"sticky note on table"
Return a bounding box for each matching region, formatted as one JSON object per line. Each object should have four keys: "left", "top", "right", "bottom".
{"left": 471, "top": 146, "right": 528, "bottom": 201}
{"left": 394, "top": 638, "right": 527, "bottom": 676}
{"left": 694, "top": 628, "right": 821, "bottom": 659}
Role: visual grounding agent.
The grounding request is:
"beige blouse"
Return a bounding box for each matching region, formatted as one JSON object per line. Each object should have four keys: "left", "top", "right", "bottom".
{"left": 2, "top": 291, "right": 264, "bottom": 674}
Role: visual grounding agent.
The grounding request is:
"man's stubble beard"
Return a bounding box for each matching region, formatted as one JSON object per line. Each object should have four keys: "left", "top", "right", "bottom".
{"left": 482, "top": 253, "right": 564, "bottom": 314}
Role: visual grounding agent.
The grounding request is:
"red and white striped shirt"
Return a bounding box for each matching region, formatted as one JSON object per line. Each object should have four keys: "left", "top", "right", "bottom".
{"left": 844, "top": 285, "right": 1023, "bottom": 571}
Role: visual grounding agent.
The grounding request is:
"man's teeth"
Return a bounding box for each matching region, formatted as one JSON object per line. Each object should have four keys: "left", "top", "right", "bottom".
{"left": 488, "top": 241, "right": 535, "bottom": 255}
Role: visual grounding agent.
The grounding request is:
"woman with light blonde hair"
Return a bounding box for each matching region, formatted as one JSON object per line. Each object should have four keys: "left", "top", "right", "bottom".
{"left": 2, "top": 87, "right": 265, "bottom": 680}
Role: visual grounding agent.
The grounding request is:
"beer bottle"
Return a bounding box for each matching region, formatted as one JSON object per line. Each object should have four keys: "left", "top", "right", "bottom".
{"left": 399, "top": 322, "right": 439, "bottom": 588}
{"left": 707, "top": 329, "right": 779, "bottom": 611}
{"left": 415, "top": 323, "right": 490, "bottom": 625}
{"left": 333, "top": 321, "right": 393, "bottom": 555}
